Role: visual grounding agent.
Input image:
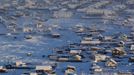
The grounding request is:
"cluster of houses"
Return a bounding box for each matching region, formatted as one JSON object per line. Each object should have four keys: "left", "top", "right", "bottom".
{"left": 0, "top": 0, "right": 134, "bottom": 75}
{"left": 0, "top": 60, "right": 79, "bottom": 75}
{"left": 1, "top": 23, "right": 134, "bottom": 74}
{"left": 73, "top": 25, "right": 134, "bottom": 74}
{"left": 3, "top": 23, "right": 134, "bottom": 74}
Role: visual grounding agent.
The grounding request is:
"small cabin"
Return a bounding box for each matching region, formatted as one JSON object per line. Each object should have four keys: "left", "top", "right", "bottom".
{"left": 23, "top": 27, "right": 33, "bottom": 33}
{"left": 81, "top": 40, "right": 101, "bottom": 45}
{"left": 36, "top": 65, "right": 53, "bottom": 73}
{"left": 0, "top": 66, "right": 7, "bottom": 73}
{"left": 29, "top": 72, "right": 38, "bottom": 75}
{"left": 112, "top": 47, "right": 126, "bottom": 56}
{"left": 130, "top": 45, "right": 134, "bottom": 51}
{"left": 51, "top": 33, "right": 60, "bottom": 38}
{"left": 24, "top": 35, "right": 32, "bottom": 39}
{"left": 65, "top": 65, "right": 77, "bottom": 75}
{"left": 129, "top": 57, "right": 134, "bottom": 62}
{"left": 104, "top": 36, "right": 113, "bottom": 41}
{"left": 83, "top": 37, "right": 93, "bottom": 41}
{"left": 48, "top": 55, "right": 58, "bottom": 60}
{"left": 91, "top": 64, "right": 102, "bottom": 72}
{"left": 15, "top": 61, "right": 27, "bottom": 67}
{"left": 58, "top": 57, "right": 69, "bottom": 62}
{"left": 93, "top": 54, "right": 107, "bottom": 62}
{"left": 118, "top": 72, "right": 133, "bottom": 75}
{"left": 90, "top": 47, "right": 101, "bottom": 51}
{"left": 75, "top": 27, "right": 85, "bottom": 33}
{"left": 106, "top": 59, "right": 117, "bottom": 67}
{"left": 74, "top": 55, "right": 82, "bottom": 61}
{"left": 69, "top": 50, "right": 81, "bottom": 55}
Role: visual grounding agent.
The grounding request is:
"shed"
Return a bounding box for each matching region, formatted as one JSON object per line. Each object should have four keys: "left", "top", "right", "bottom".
{"left": 36, "top": 65, "right": 52, "bottom": 72}
{"left": 106, "top": 59, "right": 117, "bottom": 67}
{"left": 74, "top": 55, "right": 82, "bottom": 61}
{"left": 112, "top": 47, "right": 126, "bottom": 56}
{"left": 94, "top": 54, "right": 107, "bottom": 62}
{"left": 81, "top": 40, "right": 101, "bottom": 45}
{"left": 83, "top": 37, "right": 93, "bottom": 41}
{"left": 91, "top": 47, "right": 101, "bottom": 51}
{"left": 91, "top": 64, "right": 102, "bottom": 72}
{"left": 30, "top": 73, "right": 38, "bottom": 75}
{"left": 0, "top": 66, "right": 7, "bottom": 73}
{"left": 130, "top": 45, "right": 134, "bottom": 51}
{"left": 129, "top": 57, "right": 134, "bottom": 62}
{"left": 104, "top": 36, "right": 113, "bottom": 41}
{"left": 15, "top": 61, "right": 26, "bottom": 67}
{"left": 70, "top": 50, "right": 81, "bottom": 55}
